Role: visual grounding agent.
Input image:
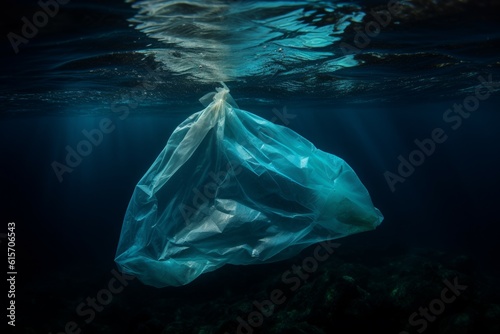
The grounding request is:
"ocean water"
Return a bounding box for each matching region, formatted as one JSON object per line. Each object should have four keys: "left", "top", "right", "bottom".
{"left": 1, "top": 0, "right": 500, "bottom": 333}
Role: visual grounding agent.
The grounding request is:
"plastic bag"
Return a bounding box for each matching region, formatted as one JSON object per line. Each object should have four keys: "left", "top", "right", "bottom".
{"left": 115, "top": 84, "right": 383, "bottom": 287}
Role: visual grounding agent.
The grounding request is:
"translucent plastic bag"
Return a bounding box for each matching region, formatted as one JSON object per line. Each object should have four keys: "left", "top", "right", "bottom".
{"left": 115, "top": 84, "right": 383, "bottom": 287}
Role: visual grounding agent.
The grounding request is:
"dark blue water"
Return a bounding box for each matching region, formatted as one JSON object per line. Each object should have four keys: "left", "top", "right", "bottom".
{"left": 1, "top": 0, "right": 500, "bottom": 333}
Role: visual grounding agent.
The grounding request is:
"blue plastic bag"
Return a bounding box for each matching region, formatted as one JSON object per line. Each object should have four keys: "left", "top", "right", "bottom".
{"left": 115, "top": 84, "right": 383, "bottom": 287}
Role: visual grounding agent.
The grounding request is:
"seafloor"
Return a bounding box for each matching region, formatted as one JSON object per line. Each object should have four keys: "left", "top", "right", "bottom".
{"left": 22, "top": 243, "right": 499, "bottom": 334}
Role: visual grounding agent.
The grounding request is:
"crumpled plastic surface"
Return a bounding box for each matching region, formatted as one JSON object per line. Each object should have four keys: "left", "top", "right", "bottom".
{"left": 115, "top": 84, "right": 383, "bottom": 287}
